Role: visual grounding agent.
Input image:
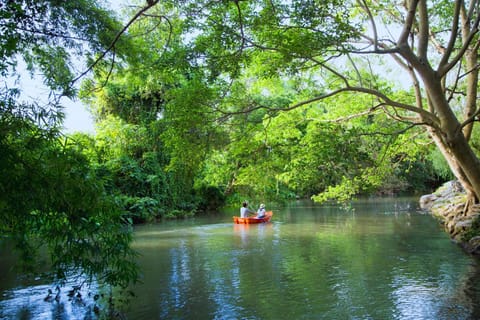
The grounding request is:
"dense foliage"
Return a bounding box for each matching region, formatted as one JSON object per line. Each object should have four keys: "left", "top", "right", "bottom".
{"left": 100, "top": 0, "right": 480, "bottom": 206}
{"left": 79, "top": 1, "right": 446, "bottom": 213}
{"left": 6, "top": 0, "right": 479, "bottom": 316}
{"left": 0, "top": 0, "right": 140, "bottom": 315}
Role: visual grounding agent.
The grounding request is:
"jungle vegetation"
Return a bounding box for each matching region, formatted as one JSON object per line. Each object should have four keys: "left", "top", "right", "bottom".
{"left": 2, "top": 0, "right": 480, "bottom": 315}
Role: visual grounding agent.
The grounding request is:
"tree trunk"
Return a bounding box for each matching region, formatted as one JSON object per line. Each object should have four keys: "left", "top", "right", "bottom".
{"left": 422, "top": 76, "right": 480, "bottom": 202}
{"left": 427, "top": 127, "right": 473, "bottom": 191}
{"left": 444, "top": 131, "right": 480, "bottom": 202}
{"left": 460, "top": 4, "right": 478, "bottom": 142}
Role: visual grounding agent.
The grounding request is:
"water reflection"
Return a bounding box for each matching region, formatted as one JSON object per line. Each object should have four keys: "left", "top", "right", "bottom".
{"left": 0, "top": 279, "right": 99, "bottom": 319}
{"left": 2, "top": 198, "right": 480, "bottom": 319}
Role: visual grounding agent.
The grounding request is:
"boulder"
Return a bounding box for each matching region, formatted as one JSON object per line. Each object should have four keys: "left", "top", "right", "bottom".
{"left": 419, "top": 194, "right": 437, "bottom": 210}
{"left": 420, "top": 180, "right": 480, "bottom": 253}
{"left": 463, "top": 236, "right": 480, "bottom": 255}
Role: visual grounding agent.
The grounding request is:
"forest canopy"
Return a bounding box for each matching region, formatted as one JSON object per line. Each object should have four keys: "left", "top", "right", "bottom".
{"left": 4, "top": 0, "right": 480, "bottom": 314}
{"left": 77, "top": 0, "right": 456, "bottom": 207}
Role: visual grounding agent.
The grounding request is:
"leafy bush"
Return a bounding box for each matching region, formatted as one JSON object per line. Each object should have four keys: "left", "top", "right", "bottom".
{"left": 195, "top": 185, "right": 226, "bottom": 211}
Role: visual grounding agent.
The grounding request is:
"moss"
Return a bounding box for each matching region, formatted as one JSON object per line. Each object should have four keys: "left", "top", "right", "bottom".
{"left": 462, "top": 216, "right": 480, "bottom": 242}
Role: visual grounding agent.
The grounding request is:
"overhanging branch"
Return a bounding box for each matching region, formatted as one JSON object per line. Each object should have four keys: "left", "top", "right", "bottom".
{"left": 70, "top": 0, "right": 160, "bottom": 86}
{"left": 214, "top": 84, "right": 439, "bottom": 131}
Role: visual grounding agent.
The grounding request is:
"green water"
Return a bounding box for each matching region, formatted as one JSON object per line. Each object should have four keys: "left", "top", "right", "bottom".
{"left": 2, "top": 197, "right": 480, "bottom": 319}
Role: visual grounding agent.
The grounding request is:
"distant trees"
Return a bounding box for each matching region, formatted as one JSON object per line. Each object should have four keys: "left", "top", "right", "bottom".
{"left": 126, "top": 0, "right": 480, "bottom": 205}
{"left": 81, "top": 0, "right": 448, "bottom": 205}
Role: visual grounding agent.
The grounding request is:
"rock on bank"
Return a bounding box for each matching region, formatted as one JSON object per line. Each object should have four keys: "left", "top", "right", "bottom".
{"left": 420, "top": 180, "right": 480, "bottom": 255}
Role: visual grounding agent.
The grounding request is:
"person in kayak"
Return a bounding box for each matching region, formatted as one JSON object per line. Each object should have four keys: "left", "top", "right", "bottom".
{"left": 257, "top": 203, "right": 266, "bottom": 218}
{"left": 240, "top": 201, "right": 255, "bottom": 218}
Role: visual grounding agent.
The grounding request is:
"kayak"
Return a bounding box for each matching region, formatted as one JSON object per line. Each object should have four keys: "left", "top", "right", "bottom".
{"left": 233, "top": 211, "right": 273, "bottom": 224}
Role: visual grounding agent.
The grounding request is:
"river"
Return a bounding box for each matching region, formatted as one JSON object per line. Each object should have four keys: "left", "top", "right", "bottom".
{"left": 1, "top": 197, "right": 480, "bottom": 319}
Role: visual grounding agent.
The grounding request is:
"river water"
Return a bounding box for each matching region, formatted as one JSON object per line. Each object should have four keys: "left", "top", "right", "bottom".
{"left": 2, "top": 197, "right": 480, "bottom": 319}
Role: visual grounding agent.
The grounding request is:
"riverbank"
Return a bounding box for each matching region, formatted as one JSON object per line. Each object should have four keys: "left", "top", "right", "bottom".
{"left": 420, "top": 180, "right": 480, "bottom": 255}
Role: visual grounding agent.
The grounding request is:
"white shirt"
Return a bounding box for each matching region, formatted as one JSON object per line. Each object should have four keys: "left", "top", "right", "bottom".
{"left": 257, "top": 208, "right": 266, "bottom": 218}
{"left": 240, "top": 207, "right": 249, "bottom": 218}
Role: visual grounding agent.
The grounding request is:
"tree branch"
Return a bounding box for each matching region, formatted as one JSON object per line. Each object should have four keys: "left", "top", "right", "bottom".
{"left": 70, "top": 0, "right": 160, "bottom": 85}
{"left": 215, "top": 84, "right": 439, "bottom": 131}
{"left": 232, "top": 0, "right": 246, "bottom": 53}
{"left": 461, "top": 106, "right": 480, "bottom": 129}
{"left": 417, "top": 0, "right": 429, "bottom": 61}
{"left": 439, "top": 0, "right": 461, "bottom": 67}
{"left": 397, "top": 0, "right": 419, "bottom": 47}
{"left": 438, "top": 4, "right": 480, "bottom": 76}
{"left": 357, "top": 0, "right": 378, "bottom": 50}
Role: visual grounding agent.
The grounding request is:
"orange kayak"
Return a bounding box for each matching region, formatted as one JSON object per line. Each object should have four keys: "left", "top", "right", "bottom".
{"left": 233, "top": 211, "right": 273, "bottom": 224}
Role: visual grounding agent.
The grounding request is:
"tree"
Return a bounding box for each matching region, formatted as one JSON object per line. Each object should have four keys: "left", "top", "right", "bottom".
{"left": 352, "top": 0, "right": 480, "bottom": 205}
{"left": 0, "top": 0, "right": 158, "bottom": 309}
{"left": 196, "top": 73, "right": 432, "bottom": 202}
{"left": 80, "top": 2, "right": 232, "bottom": 214}
{"left": 138, "top": 0, "right": 480, "bottom": 205}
